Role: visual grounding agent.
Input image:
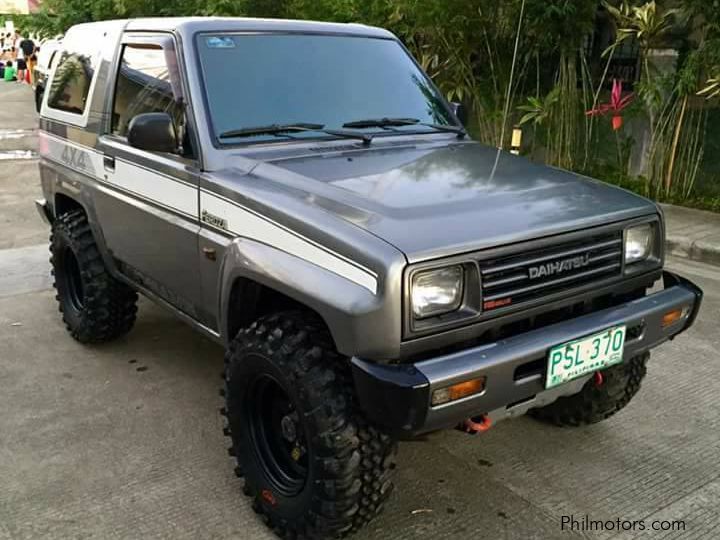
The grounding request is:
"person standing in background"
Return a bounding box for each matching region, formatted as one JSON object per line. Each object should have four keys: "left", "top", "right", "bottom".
{"left": 13, "top": 31, "right": 27, "bottom": 83}
{"left": 20, "top": 35, "right": 36, "bottom": 83}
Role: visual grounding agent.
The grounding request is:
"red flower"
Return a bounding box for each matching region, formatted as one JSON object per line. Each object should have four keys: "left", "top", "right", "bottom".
{"left": 586, "top": 79, "right": 634, "bottom": 131}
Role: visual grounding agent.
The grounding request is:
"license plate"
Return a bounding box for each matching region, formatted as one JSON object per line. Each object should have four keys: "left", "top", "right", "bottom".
{"left": 545, "top": 326, "right": 626, "bottom": 389}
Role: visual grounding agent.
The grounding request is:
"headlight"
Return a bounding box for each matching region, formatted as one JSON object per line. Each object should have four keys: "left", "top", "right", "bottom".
{"left": 625, "top": 224, "right": 654, "bottom": 264}
{"left": 411, "top": 266, "right": 464, "bottom": 319}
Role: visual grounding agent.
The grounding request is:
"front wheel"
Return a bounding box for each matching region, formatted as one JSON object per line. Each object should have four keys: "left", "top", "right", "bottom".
{"left": 529, "top": 352, "right": 649, "bottom": 427}
{"left": 221, "top": 311, "right": 397, "bottom": 539}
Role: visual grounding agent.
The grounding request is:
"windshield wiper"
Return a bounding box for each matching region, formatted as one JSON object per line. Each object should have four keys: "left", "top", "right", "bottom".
{"left": 342, "top": 117, "right": 466, "bottom": 138}
{"left": 343, "top": 117, "right": 420, "bottom": 129}
{"left": 219, "top": 123, "right": 372, "bottom": 145}
{"left": 219, "top": 123, "right": 323, "bottom": 138}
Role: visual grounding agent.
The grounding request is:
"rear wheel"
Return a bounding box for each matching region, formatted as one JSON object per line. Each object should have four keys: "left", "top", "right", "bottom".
{"left": 50, "top": 210, "right": 138, "bottom": 343}
{"left": 529, "top": 352, "right": 649, "bottom": 426}
{"left": 221, "top": 311, "right": 397, "bottom": 539}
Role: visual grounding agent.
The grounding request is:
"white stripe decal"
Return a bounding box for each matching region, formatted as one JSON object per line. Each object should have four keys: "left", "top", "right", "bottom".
{"left": 39, "top": 131, "right": 105, "bottom": 179}
{"left": 39, "top": 132, "right": 196, "bottom": 217}
{"left": 39, "top": 131, "right": 378, "bottom": 295}
{"left": 201, "top": 192, "right": 378, "bottom": 295}
{"left": 111, "top": 159, "right": 197, "bottom": 216}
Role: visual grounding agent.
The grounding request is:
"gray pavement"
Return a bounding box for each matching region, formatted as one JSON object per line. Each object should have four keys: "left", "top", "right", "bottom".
{"left": 0, "top": 85, "right": 44, "bottom": 251}
{"left": 1, "top": 161, "right": 48, "bottom": 250}
{"left": 1, "top": 80, "right": 720, "bottom": 540}
{"left": 0, "top": 83, "right": 40, "bottom": 131}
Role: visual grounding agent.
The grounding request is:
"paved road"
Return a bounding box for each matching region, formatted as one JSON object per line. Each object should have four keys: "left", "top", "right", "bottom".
{"left": 1, "top": 83, "right": 719, "bottom": 540}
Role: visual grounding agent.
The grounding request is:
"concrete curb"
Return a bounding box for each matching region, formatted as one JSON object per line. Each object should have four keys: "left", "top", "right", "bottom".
{"left": 661, "top": 204, "right": 720, "bottom": 268}
{"left": 666, "top": 235, "right": 720, "bottom": 267}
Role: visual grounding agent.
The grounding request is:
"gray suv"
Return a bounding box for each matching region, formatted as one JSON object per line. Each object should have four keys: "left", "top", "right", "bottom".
{"left": 36, "top": 17, "right": 702, "bottom": 539}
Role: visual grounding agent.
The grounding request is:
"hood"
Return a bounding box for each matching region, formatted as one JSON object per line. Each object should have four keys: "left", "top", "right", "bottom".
{"left": 245, "top": 140, "right": 658, "bottom": 263}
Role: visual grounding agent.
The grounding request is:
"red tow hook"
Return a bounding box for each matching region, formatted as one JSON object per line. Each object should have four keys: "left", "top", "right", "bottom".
{"left": 594, "top": 371, "right": 604, "bottom": 387}
{"left": 459, "top": 414, "right": 492, "bottom": 434}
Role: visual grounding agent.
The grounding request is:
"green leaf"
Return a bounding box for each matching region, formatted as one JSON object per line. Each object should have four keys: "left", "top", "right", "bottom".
{"left": 518, "top": 112, "right": 538, "bottom": 126}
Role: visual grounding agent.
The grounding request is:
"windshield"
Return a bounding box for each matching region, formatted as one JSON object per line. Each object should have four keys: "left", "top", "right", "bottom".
{"left": 196, "top": 33, "right": 456, "bottom": 144}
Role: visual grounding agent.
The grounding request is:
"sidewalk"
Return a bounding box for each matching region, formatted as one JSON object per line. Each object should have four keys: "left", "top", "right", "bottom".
{"left": 662, "top": 204, "right": 720, "bottom": 267}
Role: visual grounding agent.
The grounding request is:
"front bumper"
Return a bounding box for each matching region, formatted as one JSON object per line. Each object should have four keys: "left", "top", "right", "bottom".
{"left": 352, "top": 271, "right": 703, "bottom": 437}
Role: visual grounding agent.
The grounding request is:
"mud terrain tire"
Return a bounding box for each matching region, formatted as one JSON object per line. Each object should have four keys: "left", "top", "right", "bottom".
{"left": 50, "top": 210, "right": 138, "bottom": 343}
{"left": 530, "top": 353, "right": 649, "bottom": 426}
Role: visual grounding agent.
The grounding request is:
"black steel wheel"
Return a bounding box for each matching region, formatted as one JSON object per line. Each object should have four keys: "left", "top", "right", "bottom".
{"left": 245, "top": 371, "right": 309, "bottom": 497}
{"left": 59, "top": 245, "right": 85, "bottom": 312}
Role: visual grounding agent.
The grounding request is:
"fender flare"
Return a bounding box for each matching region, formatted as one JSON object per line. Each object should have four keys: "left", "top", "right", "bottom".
{"left": 217, "top": 237, "right": 403, "bottom": 358}
{"left": 40, "top": 159, "right": 121, "bottom": 278}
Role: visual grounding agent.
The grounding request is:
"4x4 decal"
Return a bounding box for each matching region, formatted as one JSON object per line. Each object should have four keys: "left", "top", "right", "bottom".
{"left": 60, "top": 145, "right": 93, "bottom": 174}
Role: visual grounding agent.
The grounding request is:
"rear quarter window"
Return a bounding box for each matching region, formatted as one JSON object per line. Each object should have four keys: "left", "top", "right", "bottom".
{"left": 43, "top": 25, "right": 109, "bottom": 122}
{"left": 47, "top": 52, "right": 94, "bottom": 114}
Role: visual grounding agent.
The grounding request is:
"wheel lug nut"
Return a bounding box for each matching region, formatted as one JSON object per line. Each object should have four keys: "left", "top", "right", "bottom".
{"left": 281, "top": 415, "right": 297, "bottom": 442}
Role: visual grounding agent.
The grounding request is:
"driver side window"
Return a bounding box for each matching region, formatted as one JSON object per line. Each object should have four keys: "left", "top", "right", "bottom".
{"left": 112, "top": 43, "right": 188, "bottom": 151}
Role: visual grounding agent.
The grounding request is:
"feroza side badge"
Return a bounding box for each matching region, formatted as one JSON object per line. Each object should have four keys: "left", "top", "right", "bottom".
{"left": 201, "top": 209, "right": 228, "bottom": 230}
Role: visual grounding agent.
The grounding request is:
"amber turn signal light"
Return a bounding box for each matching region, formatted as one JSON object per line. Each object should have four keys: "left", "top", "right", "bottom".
{"left": 661, "top": 306, "right": 690, "bottom": 328}
{"left": 431, "top": 377, "right": 486, "bottom": 406}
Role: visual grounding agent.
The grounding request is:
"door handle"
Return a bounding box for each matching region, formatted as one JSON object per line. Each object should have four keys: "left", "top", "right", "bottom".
{"left": 103, "top": 155, "right": 115, "bottom": 172}
{"left": 202, "top": 247, "right": 217, "bottom": 261}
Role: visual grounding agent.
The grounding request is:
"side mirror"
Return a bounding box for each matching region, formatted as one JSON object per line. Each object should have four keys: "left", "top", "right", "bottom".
{"left": 450, "top": 102, "right": 468, "bottom": 126}
{"left": 127, "top": 112, "right": 177, "bottom": 153}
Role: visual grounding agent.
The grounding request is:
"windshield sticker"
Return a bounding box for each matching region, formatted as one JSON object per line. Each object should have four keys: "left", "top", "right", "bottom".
{"left": 206, "top": 36, "right": 236, "bottom": 49}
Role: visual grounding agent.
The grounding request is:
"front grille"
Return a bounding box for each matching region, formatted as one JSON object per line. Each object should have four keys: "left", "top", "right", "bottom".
{"left": 479, "top": 231, "right": 623, "bottom": 310}
{"left": 404, "top": 288, "right": 648, "bottom": 363}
